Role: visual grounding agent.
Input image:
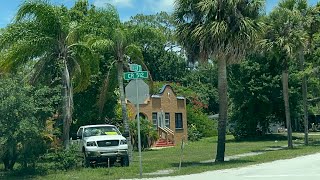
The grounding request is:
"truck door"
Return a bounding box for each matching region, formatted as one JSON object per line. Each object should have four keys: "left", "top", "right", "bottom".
{"left": 76, "top": 127, "right": 84, "bottom": 152}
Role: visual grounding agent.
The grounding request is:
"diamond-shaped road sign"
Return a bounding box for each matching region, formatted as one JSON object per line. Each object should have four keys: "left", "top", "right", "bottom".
{"left": 125, "top": 79, "right": 149, "bottom": 104}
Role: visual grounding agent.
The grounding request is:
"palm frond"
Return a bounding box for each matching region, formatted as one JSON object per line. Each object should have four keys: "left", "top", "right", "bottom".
{"left": 67, "top": 42, "right": 99, "bottom": 92}
{"left": 29, "top": 53, "right": 56, "bottom": 85}
{"left": 175, "top": 0, "right": 265, "bottom": 63}
{"left": 15, "top": 0, "right": 62, "bottom": 38}
{"left": 91, "top": 39, "right": 115, "bottom": 53}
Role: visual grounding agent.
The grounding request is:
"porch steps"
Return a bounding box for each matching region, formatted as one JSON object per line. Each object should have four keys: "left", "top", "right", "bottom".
{"left": 154, "top": 139, "right": 175, "bottom": 147}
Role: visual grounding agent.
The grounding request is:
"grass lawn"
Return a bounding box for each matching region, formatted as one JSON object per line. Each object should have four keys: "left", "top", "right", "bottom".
{"left": 1, "top": 133, "right": 320, "bottom": 180}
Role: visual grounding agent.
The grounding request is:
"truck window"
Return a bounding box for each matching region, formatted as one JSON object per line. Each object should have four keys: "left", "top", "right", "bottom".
{"left": 77, "top": 128, "right": 83, "bottom": 137}
{"left": 83, "top": 126, "right": 121, "bottom": 137}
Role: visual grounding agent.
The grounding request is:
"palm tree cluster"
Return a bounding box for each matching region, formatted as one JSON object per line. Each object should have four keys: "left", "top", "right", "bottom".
{"left": 175, "top": 0, "right": 320, "bottom": 161}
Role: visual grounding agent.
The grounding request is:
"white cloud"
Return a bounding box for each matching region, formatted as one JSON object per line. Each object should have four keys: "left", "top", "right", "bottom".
{"left": 94, "top": 0, "right": 134, "bottom": 8}
{"left": 143, "top": 0, "right": 174, "bottom": 13}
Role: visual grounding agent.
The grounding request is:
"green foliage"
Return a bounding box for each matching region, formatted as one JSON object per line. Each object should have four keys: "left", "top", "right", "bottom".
{"left": 174, "top": 0, "right": 264, "bottom": 63}
{"left": 229, "top": 53, "right": 303, "bottom": 139}
{"left": 129, "top": 118, "right": 159, "bottom": 150}
{"left": 181, "top": 63, "right": 219, "bottom": 113}
{"left": 126, "top": 13, "right": 187, "bottom": 83}
{"left": 49, "top": 144, "right": 80, "bottom": 171}
{"left": 0, "top": 74, "right": 60, "bottom": 170}
{"left": 187, "top": 105, "right": 217, "bottom": 140}
{"left": 187, "top": 124, "right": 202, "bottom": 142}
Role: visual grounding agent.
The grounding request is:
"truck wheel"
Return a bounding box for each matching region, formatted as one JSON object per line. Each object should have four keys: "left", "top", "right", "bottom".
{"left": 121, "top": 155, "right": 129, "bottom": 167}
{"left": 83, "top": 152, "right": 90, "bottom": 168}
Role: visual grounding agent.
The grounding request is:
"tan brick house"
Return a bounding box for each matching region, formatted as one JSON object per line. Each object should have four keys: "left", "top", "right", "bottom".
{"left": 127, "top": 84, "right": 188, "bottom": 145}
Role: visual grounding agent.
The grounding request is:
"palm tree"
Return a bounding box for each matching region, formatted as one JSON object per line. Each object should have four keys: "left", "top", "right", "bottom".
{"left": 302, "top": 3, "right": 320, "bottom": 145}
{"left": 0, "top": 1, "right": 98, "bottom": 148}
{"left": 94, "top": 26, "right": 145, "bottom": 160}
{"left": 264, "top": 0, "right": 308, "bottom": 148}
{"left": 174, "top": 0, "right": 264, "bottom": 162}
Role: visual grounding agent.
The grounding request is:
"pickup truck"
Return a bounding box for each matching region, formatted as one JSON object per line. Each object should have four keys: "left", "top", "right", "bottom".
{"left": 72, "top": 124, "right": 129, "bottom": 167}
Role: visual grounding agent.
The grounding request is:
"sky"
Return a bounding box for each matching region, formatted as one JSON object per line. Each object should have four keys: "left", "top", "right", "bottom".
{"left": 0, "top": 0, "right": 319, "bottom": 28}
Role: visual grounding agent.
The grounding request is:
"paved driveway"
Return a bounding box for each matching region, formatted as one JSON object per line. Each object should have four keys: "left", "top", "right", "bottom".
{"left": 146, "top": 153, "right": 320, "bottom": 180}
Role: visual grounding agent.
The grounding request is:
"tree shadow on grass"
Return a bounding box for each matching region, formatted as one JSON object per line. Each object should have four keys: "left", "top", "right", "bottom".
{"left": 308, "top": 140, "right": 320, "bottom": 146}
{"left": 170, "top": 159, "right": 254, "bottom": 168}
{"left": 0, "top": 169, "right": 38, "bottom": 180}
{"left": 250, "top": 145, "right": 285, "bottom": 153}
{"left": 226, "top": 134, "right": 302, "bottom": 143}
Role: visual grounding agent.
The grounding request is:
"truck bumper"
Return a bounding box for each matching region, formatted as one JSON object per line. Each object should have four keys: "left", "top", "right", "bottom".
{"left": 85, "top": 150, "right": 128, "bottom": 161}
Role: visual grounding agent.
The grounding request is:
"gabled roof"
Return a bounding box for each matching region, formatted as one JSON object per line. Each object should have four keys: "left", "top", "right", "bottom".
{"left": 158, "top": 84, "right": 177, "bottom": 96}
{"left": 151, "top": 84, "right": 185, "bottom": 100}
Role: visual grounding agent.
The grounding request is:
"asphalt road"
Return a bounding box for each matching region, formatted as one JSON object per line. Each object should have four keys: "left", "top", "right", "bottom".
{"left": 148, "top": 153, "right": 320, "bottom": 180}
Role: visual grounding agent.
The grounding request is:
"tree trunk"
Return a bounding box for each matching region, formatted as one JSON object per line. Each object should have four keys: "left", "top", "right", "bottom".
{"left": 62, "top": 59, "right": 73, "bottom": 148}
{"left": 117, "top": 59, "right": 133, "bottom": 161}
{"left": 282, "top": 69, "right": 293, "bottom": 149}
{"left": 299, "top": 48, "right": 308, "bottom": 145}
{"left": 2, "top": 140, "right": 17, "bottom": 171}
{"left": 215, "top": 58, "right": 228, "bottom": 162}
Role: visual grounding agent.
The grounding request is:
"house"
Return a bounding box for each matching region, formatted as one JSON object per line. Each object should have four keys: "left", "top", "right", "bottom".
{"left": 127, "top": 84, "right": 188, "bottom": 147}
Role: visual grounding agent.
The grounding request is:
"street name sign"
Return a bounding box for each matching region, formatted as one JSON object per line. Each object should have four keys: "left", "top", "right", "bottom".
{"left": 129, "top": 64, "right": 142, "bottom": 72}
{"left": 124, "top": 71, "right": 148, "bottom": 81}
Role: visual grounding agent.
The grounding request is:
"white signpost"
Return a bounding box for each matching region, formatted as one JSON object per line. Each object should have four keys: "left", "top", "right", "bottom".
{"left": 124, "top": 64, "right": 149, "bottom": 178}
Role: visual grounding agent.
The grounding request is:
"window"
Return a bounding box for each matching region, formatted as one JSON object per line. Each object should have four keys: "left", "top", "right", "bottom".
{"left": 152, "top": 112, "right": 158, "bottom": 129}
{"left": 175, "top": 113, "right": 183, "bottom": 129}
{"left": 77, "top": 128, "right": 83, "bottom": 137}
{"left": 83, "top": 126, "right": 121, "bottom": 137}
{"left": 165, "top": 113, "right": 170, "bottom": 128}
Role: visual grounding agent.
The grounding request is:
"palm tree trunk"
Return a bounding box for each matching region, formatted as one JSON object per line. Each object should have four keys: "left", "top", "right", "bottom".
{"left": 282, "top": 68, "right": 293, "bottom": 149}
{"left": 215, "top": 58, "right": 228, "bottom": 162}
{"left": 299, "top": 48, "right": 308, "bottom": 145}
{"left": 117, "top": 59, "right": 133, "bottom": 160}
{"left": 62, "top": 59, "right": 73, "bottom": 148}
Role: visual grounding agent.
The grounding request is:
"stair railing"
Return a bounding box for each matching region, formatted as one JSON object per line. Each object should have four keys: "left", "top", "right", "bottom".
{"left": 158, "top": 126, "right": 175, "bottom": 144}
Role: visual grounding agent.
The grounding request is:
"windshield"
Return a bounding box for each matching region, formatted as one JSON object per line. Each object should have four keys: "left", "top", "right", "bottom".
{"left": 83, "top": 126, "right": 121, "bottom": 137}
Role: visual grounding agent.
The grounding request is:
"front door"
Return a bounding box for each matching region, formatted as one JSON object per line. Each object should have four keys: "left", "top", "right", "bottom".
{"left": 157, "top": 112, "right": 165, "bottom": 128}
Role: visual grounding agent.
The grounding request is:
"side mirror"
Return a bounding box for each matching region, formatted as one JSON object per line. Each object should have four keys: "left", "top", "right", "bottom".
{"left": 71, "top": 133, "right": 79, "bottom": 140}
{"left": 122, "top": 132, "right": 129, "bottom": 138}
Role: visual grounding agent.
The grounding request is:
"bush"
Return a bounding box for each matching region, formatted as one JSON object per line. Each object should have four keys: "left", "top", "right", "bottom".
{"left": 47, "top": 144, "right": 80, "bottom": 171}
{"left": 130, "top": 118, "right": 159, "bottom": 150}
{"left": 187, "top": 124, "right": 202, "bottom": 141}
{"left": 18, "top": 132, "right": 48, "bottom": 169}
{"left": 187, "top": 105, "right": 217, "bottom": 141}
{"left": 0, "top": 74, "right": 60, "bottom": 171}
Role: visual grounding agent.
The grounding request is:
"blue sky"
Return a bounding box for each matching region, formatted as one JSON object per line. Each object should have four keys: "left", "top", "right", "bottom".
{"left": 0, "top": 0, "right": 319, "bottom": 28}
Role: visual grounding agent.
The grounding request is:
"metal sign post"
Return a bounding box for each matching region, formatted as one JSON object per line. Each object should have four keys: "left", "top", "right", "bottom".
{"left": 124, "top": 64, "right": 149, "bottom": 179}
{"left": 179, "top": 137, "right": 185, "bottom": 170}
{"left": 136, "top": 79, "right": 143, "bottom": 178}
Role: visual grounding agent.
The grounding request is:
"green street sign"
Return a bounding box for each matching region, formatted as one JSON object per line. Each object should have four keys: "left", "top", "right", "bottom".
{"left": 124, "top": 71, "right": 148, "bottom": 80}
{"left": 129, "top": 64, "right": 142, "bottom": 72}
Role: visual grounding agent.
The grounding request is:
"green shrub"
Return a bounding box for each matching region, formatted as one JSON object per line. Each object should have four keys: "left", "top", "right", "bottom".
{"left": 18, "top": 132, "right": 48, "bottom": 169}
{"left": 187, "top": 124, "right": 202, "bottom": 141}
{"left": 0, "top": 75, "right": 60, "bottom": 171}
{"left": 130, "top": 118, "right": 159, "bottom": 150}
{"left": 187, "top": 105, "right": 217, "bottom": 140}
{"left": 49, "top": 144, "right": 81, "bottom": 171}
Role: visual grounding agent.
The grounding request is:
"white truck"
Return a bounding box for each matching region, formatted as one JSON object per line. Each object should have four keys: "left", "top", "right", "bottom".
{"left": 72, "top": 124, "right": 129, "bottom": 167}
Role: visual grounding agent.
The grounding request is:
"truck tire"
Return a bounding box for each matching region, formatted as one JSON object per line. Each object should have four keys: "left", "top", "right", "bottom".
{"left": 83, "top": 152, "right": 90, "bottom": 168}
{"left": 121, "top": 155, "right": 129, "bottom": 167}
